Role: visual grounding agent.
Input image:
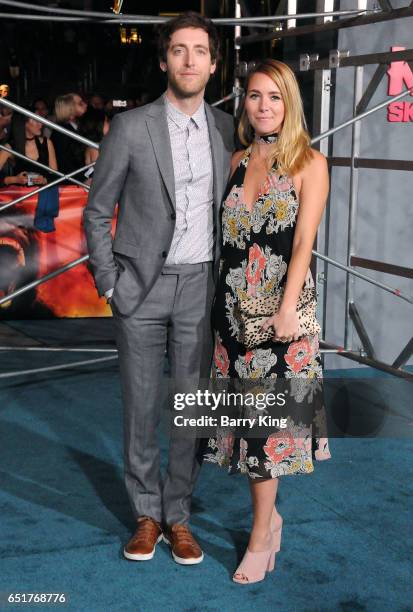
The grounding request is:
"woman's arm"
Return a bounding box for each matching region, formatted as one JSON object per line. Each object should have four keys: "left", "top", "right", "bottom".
{"left": 47, "top": 138, "right": 58, "bottom": 171}
{"left": 281, "top": 150, "right": 329, "bottom": 310}
{"left": 262, "top": 149, "right": 329, "bottom": 341}
{"left": 1, "top": 172, "right": 28, "bottom": 186}
{"left": 0, "top": 147, "right": 12, "bottom": 171}
{"left": 0, "top": 147, "right": 28, "bottom": 186}
{"left": 86, "top": 147, "right": 99, "bottom": 165}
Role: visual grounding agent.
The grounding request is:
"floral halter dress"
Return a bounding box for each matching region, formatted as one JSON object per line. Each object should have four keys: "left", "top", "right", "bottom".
{"left": 204, "top": 142, "right": 331, "bottom": 479}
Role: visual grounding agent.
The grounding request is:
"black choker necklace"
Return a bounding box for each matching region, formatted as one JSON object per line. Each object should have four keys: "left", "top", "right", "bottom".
{"left": 254, "top": 132, "right": 279, "bottom": 144}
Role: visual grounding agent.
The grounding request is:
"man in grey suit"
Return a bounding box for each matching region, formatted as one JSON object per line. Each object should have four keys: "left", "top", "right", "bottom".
{"left": 83, "top": 12, "right": 233, "bottom": 565}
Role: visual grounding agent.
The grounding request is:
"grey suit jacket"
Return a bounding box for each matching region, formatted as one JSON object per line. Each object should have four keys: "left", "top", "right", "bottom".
{"left": 83, "top": 94, "right": 234, "bottom": 317}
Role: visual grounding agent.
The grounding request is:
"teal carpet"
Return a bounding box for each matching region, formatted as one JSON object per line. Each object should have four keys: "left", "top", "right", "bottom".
{"left": 0, "top": 320, "right": 412, "bottom": 611}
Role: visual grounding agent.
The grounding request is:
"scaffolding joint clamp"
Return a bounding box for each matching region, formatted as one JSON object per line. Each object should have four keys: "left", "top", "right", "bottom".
{"left": 324, "top": 77, "right": 333, "bottom": 92}
{"left": 299, "top": 53, "right": 319, "bottom": 71}
{"left": 329, "top": 49, "right": 350, "bottom": 68}
{"left": 235, "top": 61, "right": 256, "bottom": 78}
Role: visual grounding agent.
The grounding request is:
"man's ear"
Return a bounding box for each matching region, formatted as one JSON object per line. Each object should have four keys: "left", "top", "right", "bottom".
{"left": 210, "top": 62, "right": 217, "bottom": 75}
{"left": 160, "top": 61, "right": 167, "bottom": 73}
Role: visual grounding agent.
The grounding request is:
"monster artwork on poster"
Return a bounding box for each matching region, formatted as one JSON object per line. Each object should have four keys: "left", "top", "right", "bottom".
{"left": 0, "top": 186, "right": 114, "bottom": 319}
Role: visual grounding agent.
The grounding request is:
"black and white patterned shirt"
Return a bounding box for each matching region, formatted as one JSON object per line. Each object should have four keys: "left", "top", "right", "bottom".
{"left": 164, "top": 94, "right": 214, "bottom": 265}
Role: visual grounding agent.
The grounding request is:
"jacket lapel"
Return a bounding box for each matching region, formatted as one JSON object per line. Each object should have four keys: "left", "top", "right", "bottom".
{"left": 145, "top": 97, "right": 225, "bottom": 216}
{"left": 146, "top": 96, "right": 176, "bottom": 210}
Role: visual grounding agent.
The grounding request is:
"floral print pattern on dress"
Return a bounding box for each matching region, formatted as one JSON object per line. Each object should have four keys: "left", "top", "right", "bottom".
{"left": 205, "top": 146, "right": 331, "bottom": 478}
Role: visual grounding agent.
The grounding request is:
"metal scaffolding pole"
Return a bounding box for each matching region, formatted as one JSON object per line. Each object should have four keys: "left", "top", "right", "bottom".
{"left": 0, "top": 98, "right": 99, "bottom": 150}
{"left": 0, "top": 1, "right": 373, "bottom": 23}
{"left": 0, "top": 0, "right": 160, "bottom": 20}
{"left": 312, "top": 251, "right": 413, "bottom": 305}
{"left": 0, "top": 347, "right": 117, "bottom": 352}
{"left": 0, "top": 255, "right": 89, "bottom": 307}
{"left": 1, "top": 238, "right": 411, "bottom": 309}
{"left": 312, "top": 0, "right": 335, "bottom": 341}
{"left": 344, "top": 63, "right": 364, "bottom": 350}
{"left": 211, "top": 88, "right": 243, "bottom": 108}
{"left": 236, "top": 5, "right": 412, "bottom": 45}
{"left": 1, "top": 83, "right": 412, "bottom": 308}
{"left": 0, "top": 355, "right": 118, "bottom": 380}
{"left": 0, "top": 143, "right": 88, "bottom": 190}
{"left": 311, "top": 87, "right": 413, "bottom": 145}
{"left": 320, "top": 341, "right": 413, "bottom": 381}
{"left": 1, "top": 6, "right": 411, "bottom": 378}
{"left": 0, "top": 163, "right": 94, "bottom": 213}
{"left": 233, "top": 0, "right": 242, "bottom": 117}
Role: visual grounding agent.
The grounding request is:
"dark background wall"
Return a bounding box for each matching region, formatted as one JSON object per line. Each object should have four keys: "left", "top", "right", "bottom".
{"left": 0, "top": 0, "right": 337, "bottom": 119}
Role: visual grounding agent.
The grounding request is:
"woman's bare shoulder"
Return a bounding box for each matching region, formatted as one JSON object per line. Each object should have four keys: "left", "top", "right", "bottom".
{"left": 0, "top": 143, "right": 12, "bottom": 160}
{"left": 307, "top": 148, "right": 328, "bottom": 169}
{"left": 230, "top": 149, "right": 245, "bottom": 174}
{"left": 231, "top": 149, "right": 245, "bottom": 163}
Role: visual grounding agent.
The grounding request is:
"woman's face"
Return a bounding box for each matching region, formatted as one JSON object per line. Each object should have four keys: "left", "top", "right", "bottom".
{"left": 26, "top": 118, "right": 43, "bottom": 137}
{"left": 244, "top": 72, "right": 285, "bottom": 137}
{"left": 34, "top": 100, "right": 48, "bottom": 118}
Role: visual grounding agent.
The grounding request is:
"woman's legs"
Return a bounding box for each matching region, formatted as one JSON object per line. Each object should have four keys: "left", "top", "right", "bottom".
{"left": 247, "top": 477, "right": 279, "bottom": 551}
{"left": 233, "top": 477, "right": 282, "bottom": 582}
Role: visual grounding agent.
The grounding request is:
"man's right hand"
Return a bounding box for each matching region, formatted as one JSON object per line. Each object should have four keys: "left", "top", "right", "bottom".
{"left": 105, "top": 288, "right": 114, "bottom": 304}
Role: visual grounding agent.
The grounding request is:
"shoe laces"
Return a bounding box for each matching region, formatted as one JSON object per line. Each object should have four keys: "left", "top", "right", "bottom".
{"left": 171, "top": 524, "right": 197, "bottom": 546}
{"left": 133, "top": 517, "right": 160, "bottom": 542}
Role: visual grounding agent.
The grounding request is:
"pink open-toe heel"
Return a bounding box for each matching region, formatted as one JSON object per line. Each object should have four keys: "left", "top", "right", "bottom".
{"left": 232, "top": 544, "right": 275, "bottom": 584}
{"left": 267, "top": 511, "right": 283, "bottom": 572}
{"left": 233, "top": 512, "right": 284, "bottom": 583}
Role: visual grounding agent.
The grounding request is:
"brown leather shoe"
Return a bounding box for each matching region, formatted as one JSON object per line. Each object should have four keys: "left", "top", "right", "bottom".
{"left": 123, "top": 516, "right": 163, "bottom": 561}
{"left": 163, "top": 524, "right": 204, "bottom": 565}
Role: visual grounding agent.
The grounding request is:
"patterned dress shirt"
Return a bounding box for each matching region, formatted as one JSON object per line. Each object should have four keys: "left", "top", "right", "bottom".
{"left": 164, "top": 94, "right": 214, "bottom": 265}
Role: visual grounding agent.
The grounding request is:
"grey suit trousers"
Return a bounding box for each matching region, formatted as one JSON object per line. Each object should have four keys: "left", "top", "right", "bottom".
{"left": 112, "top": 261, "right": 214, "bottom": 526}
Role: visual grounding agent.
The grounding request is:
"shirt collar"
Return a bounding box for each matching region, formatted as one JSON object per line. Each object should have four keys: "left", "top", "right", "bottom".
{"left": 164, "top": 93, "right": 206, "bottom": 130}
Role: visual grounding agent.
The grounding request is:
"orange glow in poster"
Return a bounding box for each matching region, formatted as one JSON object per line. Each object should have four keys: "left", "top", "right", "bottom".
{"left": 0, "top": 186, "right": 116, "bottom": 318}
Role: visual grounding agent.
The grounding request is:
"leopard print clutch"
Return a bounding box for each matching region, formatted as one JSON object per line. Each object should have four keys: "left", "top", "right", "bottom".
{"left": 238, "top": 287, "right": 321, "bottom": 350}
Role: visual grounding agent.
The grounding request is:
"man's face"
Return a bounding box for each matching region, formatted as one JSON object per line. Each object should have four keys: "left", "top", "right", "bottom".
{"left": 72, "top": 94, "right": 87, "bottom": 118}
{"left": 160, "top": 27, "right": 216, "bottom": 98}
{"left": 90, "top": 95, "right": 104, "bottom": 110}
{"left": 0, "top": 84, "right": 9, "bottom": 98}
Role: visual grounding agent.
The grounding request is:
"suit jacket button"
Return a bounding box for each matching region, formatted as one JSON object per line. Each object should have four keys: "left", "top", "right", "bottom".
{"left": 171, "top": 212, "right": 176, "bottom": 220}
{"left": 162, "top": 251, "right": 167, "bottom": 258}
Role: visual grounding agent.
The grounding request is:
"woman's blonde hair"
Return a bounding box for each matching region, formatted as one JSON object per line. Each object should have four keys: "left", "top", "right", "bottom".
{"left": 54, "top": 94, "right": 75, "bottom": 123}
{"left": 238, "top": 59, "right": 312, "bottom": 175}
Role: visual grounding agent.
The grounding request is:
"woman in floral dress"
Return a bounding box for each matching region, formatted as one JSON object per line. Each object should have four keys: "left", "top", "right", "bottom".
{"left": 204, "top": 59, "right": 331, "bottom": 584}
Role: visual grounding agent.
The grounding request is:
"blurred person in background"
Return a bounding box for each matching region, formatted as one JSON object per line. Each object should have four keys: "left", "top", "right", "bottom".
{"left": 51, "top": 93, "right": 84, "bottom": 179}
{"left": 135, "top": 88, "right": 150, "bottom": 108}
{"left": 0, "top": 83, "right": 10, "bottom": 98}
{"left": 89, "top": 93, "right": 105, "bottom": 110}
{"left": 78, "top": 107, "right": 110, "bottom": 183}
{"left": 0, "top": 111, "right": 57, "bottom": 187}
{"left": 33, "top": 98, "right": 49, "bottom": 119}
{"left": 0, "top": 105, "right": 13, "bottom": 144}
{"left": 70, "top": 92, "right": 87, "bottom": 129}
{"left": 32, "top": 97, "right": 52, "bottom": 138}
